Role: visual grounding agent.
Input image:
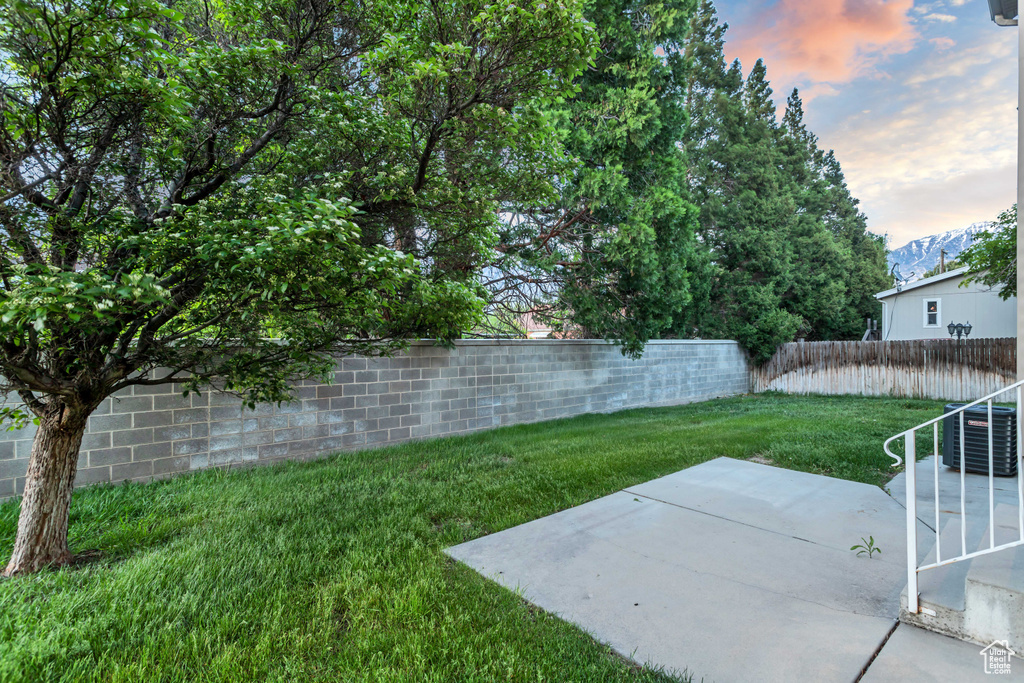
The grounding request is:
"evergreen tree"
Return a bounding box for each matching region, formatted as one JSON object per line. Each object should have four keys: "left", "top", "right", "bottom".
{"left": 681, "top": 1, "right": 801, "bottom": 362}
{"left": 679, "top": 4, "right": 891, "bottom": 361}
{"left": 819, "top": 151, "right": 892, "bottom": 334}
{"left": 491, "top": 0, "right": 701, "bottom": 357}
{"left": 776, "top": 88, "right": 851, "bottom": 340}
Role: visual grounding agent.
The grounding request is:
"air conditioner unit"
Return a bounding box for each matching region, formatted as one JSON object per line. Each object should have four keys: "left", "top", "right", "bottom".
{"left": 941, "top": 403, "right": 1018, "bottom": 476}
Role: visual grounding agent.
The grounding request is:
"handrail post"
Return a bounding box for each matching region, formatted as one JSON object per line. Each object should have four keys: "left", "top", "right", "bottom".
{"left": 906, "top": 430, "right": 919, "bottom": 613}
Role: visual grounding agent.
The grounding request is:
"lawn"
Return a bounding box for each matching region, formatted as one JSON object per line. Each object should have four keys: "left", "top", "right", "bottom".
{"left": 0, "top": 393, "right": 939, "bottom": 682}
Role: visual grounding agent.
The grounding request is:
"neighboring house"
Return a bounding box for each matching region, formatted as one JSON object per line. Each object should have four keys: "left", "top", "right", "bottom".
{"left": 520, "top": 312, "right": 553, "bottom": 339}
{"left": 874, "top": 266, "right": 1017, "bottom": 340}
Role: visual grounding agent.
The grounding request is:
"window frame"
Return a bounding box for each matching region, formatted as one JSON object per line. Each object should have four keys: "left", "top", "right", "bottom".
{"left": 923, "top": 298, "right": 941, "bottom": 328}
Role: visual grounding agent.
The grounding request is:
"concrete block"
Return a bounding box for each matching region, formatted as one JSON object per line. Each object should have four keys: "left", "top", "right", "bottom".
{"left": 134, "top": 441, "right": 173, "bottom": 461}
{"left": 110, "top": 396, "right": 153, "bottom": 414}
{"left": 355, "top": 395, "right": 378, "bottom": 408}
{"left": 273, "top": 427, "right": 303, "bottom": 443}
{"left": 329, "top": 422, "right": 353, "bottom": 436}
{"left": 330, "top": 396, "right": 355, "bottom": 410}
{"left": 210, "top": 405, "right": 243, "bottom": 421}
{"left": 211, "top": 449, "right": 242, "bottom": 465}
{"left": 173, "top": 408, "right": 209, "bottom": 425}
{"left": 0, "top": 458, "right": 28, "bottom": 480}
{"left": 210, "top": 420, "right": 242, "bottom": 436}
{"left": 133, "top": 410, "right": 173, "bottom": 428}
{"left": 87, "top": 414, "right": 132, "bottom": 433}
{"left": 89, "top": 447, "right": 133, "bottom": 467}
{"left": 112, "top": 428, "right": 154, "bottom": 447}
{"left": 260, "top": 415, "right": 289, "bottom": 430}
{"left": 259, "top": 443, "right": 289, "bottom": 459}
{"left": 112, "top": 461, "right": 153, "bottom": 481}
{"left": 173, "top": 438, "right": 208, "bottom": 456}
{"left": 243, "top": 430, "right": 274, "bottom": 446}
{"left": 209, "top": 434, "right": 242, "bottom": 452}
{"left": 365, "top": 406, "right": 389, "bottom": 420}
{"left": 344, "top": 383, "right": 367, "bottom": 397}
{"left": 154, "top": 394, "right": 192, "bottom": 411}
{"left": 80, "top": 432, "right": 111, "bottom": 452}
{"left": 74, "top": 466, "right": 111, "bottom": 486}
{"left": 302, "top": 424, "right": 329, "bottom": 439}
{"left": 153, "top": 425, "right": 192, "bottom": 443}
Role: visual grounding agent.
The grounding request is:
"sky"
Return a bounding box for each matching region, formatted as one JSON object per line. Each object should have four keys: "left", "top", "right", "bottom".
{"left": 714, "top": 0, "right": 1018, "bottom": 250}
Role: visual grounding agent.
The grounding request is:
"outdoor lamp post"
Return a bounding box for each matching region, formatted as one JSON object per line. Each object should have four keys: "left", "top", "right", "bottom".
{"left": 987, "top": 1, "right": 1022, "bottom": 378}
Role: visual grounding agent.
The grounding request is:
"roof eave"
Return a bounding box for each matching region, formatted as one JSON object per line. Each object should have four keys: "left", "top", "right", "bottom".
{"left": 874, "top": 266, "right": 970, "bottom": 300}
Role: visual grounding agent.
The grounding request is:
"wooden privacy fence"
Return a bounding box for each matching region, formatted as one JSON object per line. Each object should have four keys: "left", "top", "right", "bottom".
{"left": 752, "top": 338, "right": 1016, "bottom": 401}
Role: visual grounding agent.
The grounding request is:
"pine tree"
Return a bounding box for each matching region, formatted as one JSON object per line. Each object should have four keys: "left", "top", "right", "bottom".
{"left": 776, "top": 88, "right": 852, "bottom": 340}
{"left": 679, "top": 8, "right": 890, "bottom": 361}
{"left": 820, "top": 151, "right": 892, "bottom": 334}
{"left": 681, "top": 1, "right": 801, "bottom": 362}
{"left": 491, "top": 0, "right": 701, "bottom": 356}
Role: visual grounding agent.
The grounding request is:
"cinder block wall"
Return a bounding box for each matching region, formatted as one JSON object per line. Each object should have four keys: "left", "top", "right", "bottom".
{"left": 0, "top": 340, "right": 749, "bottom": 499}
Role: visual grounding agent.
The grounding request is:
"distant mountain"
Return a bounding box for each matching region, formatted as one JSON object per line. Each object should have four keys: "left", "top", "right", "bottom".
{"left": 887, "top": 222, "right": 995, "bottom": 283}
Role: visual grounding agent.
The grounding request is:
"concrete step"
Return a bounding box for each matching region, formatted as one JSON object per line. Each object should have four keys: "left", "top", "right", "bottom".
{"left": 900, "top": 516, "right": 976, "bottom": 640}
{"left": 964, "top": 508, "right": 1024, "bottom": 653}
{"left": 900, "top": 502, "right": 1024, "bottom": 651}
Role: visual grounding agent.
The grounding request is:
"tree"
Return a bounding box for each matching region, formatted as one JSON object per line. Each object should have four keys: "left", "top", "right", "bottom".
{"left": 487, "top": 0, "right": 700, "bottom": 356}
{"left": 959, "top": 204, "right": 1017, "bottom": 299}
{"left": 817, "top": 150, "right": 891, "bottom": 334}
{"left": 679, "top": 8, "right": 890, "bottom": 360}
{"left": 0, "top": 0, "right": 592, "bottom": 574}
{"left": 680, "top": 2, "right": 801, "bottom": 363}
{"left": 776, "top": 88, "right": 865, "bottom": 341}
{"left": 921, "top": 258, "right": 961, "bottom": 279}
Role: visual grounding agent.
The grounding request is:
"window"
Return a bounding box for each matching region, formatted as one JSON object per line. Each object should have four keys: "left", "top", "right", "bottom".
{"left": 924, "top": 299, "right": 940, "bottom": 328}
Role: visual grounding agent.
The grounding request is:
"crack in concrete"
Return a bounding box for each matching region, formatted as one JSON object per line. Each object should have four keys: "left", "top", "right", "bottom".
{"left": 614, "top": 489, "right": 899, "bottom": 619}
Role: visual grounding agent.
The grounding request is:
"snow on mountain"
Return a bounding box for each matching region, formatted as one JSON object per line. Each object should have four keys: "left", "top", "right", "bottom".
{"left": 887, "top": 222, "right": 995, "bottom": 283}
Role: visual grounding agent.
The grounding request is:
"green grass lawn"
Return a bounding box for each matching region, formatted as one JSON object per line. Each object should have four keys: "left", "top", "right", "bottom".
{"left": 0, "top": 393, "right": 940, "bottom": 682}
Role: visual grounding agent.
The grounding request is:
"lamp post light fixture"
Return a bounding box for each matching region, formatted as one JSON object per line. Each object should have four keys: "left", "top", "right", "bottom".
{"left": 947, "top": 321, "right": 973, "bottom": 340}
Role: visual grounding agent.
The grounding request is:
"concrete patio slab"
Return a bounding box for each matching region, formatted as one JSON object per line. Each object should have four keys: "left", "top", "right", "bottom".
{"left": 446, "top": 458, "right": 919, "bottom": 682}
{"left": 862, "top": 623, "right": 1024, "bottom": 681}
{"left": 626, "top": 457, "right": 912, "bottom": 560}
{"left": 886, "top": 455, "right": 1023, "bottom": 551}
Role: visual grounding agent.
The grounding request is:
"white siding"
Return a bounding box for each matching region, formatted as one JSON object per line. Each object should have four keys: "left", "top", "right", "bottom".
{"left": 877, "top": 274, "right": 1016, "bottom": 341}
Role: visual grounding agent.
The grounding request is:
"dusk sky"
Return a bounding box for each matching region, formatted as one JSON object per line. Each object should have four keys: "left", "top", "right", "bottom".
{"left": 714, "top": 0, "right": 1018, "bottom": 250}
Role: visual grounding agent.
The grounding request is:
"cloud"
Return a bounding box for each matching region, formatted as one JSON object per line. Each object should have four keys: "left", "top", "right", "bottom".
{"left": 923, "top": 13, "right": 958, "bottom": 22}
{"left": 869, "top": 165, "right": 1015, "bottom": 248}
{"left": 903, "top": 38, "right": 1012, "bottom": 87}
{"left": 801, "top": 83, "right": 841, "bottom": 101}
{"left": 724, "top": 0, "right": 917, "bottom": 87}
{"left": 814, "top": 30, "right": 1019, "bottom": 246}
{"left": 929, "top": 37, "right": 956, "bottom": 50}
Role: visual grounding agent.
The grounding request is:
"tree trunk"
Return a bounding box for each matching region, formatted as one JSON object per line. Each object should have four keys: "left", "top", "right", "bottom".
{"left": 3, "top": 403, "right": 90, "bottom": 576}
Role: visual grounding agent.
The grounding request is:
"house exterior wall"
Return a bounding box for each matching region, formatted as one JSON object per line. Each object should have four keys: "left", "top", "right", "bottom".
{"left": 0, "top": 340, "right": 749, "bottom": 500}
{"left": 878, "top": 275, "right": 1017, "bottom": 341}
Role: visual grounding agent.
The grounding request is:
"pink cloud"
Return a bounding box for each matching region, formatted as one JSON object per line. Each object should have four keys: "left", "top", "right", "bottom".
{"left": 725, "top": 0, "right": 917, "bottom": 89}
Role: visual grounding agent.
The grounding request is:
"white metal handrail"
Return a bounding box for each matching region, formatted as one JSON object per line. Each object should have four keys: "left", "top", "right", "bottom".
{"left": 885, "top": 379, "right": 1024, "bottom": 614}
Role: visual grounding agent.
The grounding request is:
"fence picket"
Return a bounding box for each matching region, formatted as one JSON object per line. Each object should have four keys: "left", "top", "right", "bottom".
{"left": 752, "top": 338, "right": 1015, "bottom": 400}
